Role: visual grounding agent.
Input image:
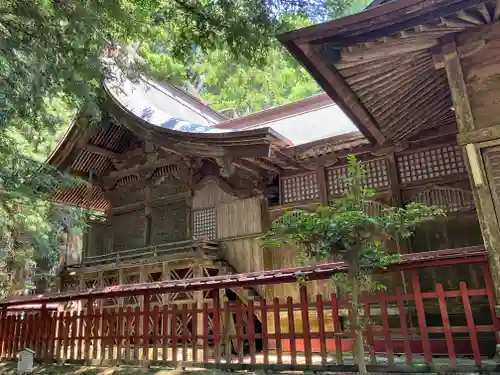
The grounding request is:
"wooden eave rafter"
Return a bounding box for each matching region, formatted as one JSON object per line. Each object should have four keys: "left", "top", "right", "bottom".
{"left": 280, "top": 0, "right": 495, "bottom": 145}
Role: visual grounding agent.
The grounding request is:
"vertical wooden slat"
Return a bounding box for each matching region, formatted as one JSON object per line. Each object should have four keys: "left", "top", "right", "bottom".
{"left": 85, "top": 301, "right": 93, "bottom": 361}
{"left": 162, "top": 305, "right": 169, "bottom": 361}
{"left": 182, "top": 303, "right": 189, "bottom": 363}
{"left": 171, "top": 304, "right": 178, "bottom": 364}
{"left": 93, "top": 308, "right": 100, "bottom": 360}
{"left": 19, "top": 312, "right": 27, "bottom": 354}
{"left": 395, "top": 287, "right": 412, "bottom": 365}
{"left": 110, "top": 308, "right": 117, "bottom": 361}
{"left": 202, "top": 302, "right": 209, "bottom": 363}
{"left": 143, "top": 292, "right": 150, "bottom": 361}
{"left": 133, "top": 306, "right": 141, "bottom": 361}
{"left": 363, "top": 299, "right": 376, "bottom": 364}
{"left": 152, "top": 305, "right": 160, "bottom": 362}
{"left": 116, "top": 307, "right": 124, "bottom": 362}
{"left": 411, "top": 270, "right": 432, "bottom": 365}
{"left": 213, "top": 290, "right": 221, "bottom": 363}
{"left": 286, "top": 297, "right": 297, "bottom": 365}
{"left": 248, "top": 299, "right": 256, "bottom": 364}
{"left": 299, "top": 287, "right": 312, "bottom": 365}
{"left": 5, "top": 315, "right": 13, "bottom": 359}
{"left": 260, "top": 299, "right": 269, "bottom": 365}
{"left": 71, "top": 310, "right": 78, "bottom": 360}
{"left": 191, "top": 302, "right": 198, "bottom": 363}
{"left": 273, "top": 297, "right": 283, "bottom": 364}
{"left": 125, "top": 307, "right": 133, "bottom": 362}
{"left": 482, "top": 262, "right": 500, "bottom": 343}
{"left": 77, "top": 310, "right": 84, "bottom": 361}
{"left": 11, "top": 314, "right": 19, "bottom": 359}
{"left": 101, "top": 309, "right": 108, "bottom": 361}
{"left": 436, "top": 284, "right": 456, "bottom": 364}
{"left": 235, "top": 300, "right": 244, "bottom": 363}
{"left": 223, "top": 301, "right": 232, "bottom": 364}
{"left": 0, "top": 308, "right": 6, "bottom": 359}
{"left": 47, "top": 312, "right": 57, "bottom": 360}
{"left": 379, "top": 291, "right": 394, "bottom": 365}
{"left": 316, "top": 295, "right": 327, "bottom": 365}
{"left": 460, "top": 282, "right": 481, "bottom": 366}
{"left": 331, "top": 293, "right": 343, "bottom": 365}
{"left": 56, "top": 311, "right": 65, "bottom": 361}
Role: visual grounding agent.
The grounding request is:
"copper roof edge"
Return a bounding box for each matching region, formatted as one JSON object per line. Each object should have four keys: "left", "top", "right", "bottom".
{"left": 213, "top": 93, "right": 333, "bottom": 130}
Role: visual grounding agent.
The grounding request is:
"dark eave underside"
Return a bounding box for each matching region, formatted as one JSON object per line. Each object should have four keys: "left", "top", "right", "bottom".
{"left": 280, "top": 0, "right": 495, "bottom": 145}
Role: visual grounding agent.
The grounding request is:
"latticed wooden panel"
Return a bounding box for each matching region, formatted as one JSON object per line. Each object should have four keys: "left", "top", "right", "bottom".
{"left": 397, "top": 145, "right": 465, "bottom": 184}
{"left": 327, "top": 158, "right": 389, "bottom": 196}
{"left": 193, "top": 207, "right": 217, "bottom": 240}
{"left": 282, "top": 173, "right": 319, "bottom": 204}
{"left": 150, "top": 201, "right": 188, "bottom": 244}
{"left": 110, "top": 210, "right": 146, "bottom": 252}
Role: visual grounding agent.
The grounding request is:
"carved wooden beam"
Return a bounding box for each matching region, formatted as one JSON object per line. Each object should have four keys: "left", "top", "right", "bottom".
{"left": 457, "top": 124, "right": 500, "bottom": 145}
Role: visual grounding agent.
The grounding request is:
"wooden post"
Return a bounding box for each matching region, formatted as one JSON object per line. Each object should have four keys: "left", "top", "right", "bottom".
{"left": 317, "top": 165, "right": 328, "bottom": 205}
{"left": 193, "top": 261, "right": 204, "bottom": 346}
{"left": 442, "top": 39, "right": 500, "bottom": 309}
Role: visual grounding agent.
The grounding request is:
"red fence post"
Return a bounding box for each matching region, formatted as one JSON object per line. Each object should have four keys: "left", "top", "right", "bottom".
{"left": 235, "top": 300, "right": 244, "bottom": 363}
{"left": 191, "top": 302, "right": 198, "bottom": 362}
{"left": 316, "top": 295, "right": 327, "bottom": 365}
{"left": 213, "top": 290, "right": 221, "bottom": 363}
{"left": 171, "top": 304, "right": 178, "bottom": 364}
{"left": 436, "top": 283, "right": 455, "bottom": 364}
{"left": 0, "top": 307, "right": 6, "bottom": 359}
{"left": 202, "top": 302, "right": 209, "bottom": 363}
{"left": 273, "top": 297, "right": 283, "bottom": 364}
{"left": 379, "top": 291, "right": 394, "bottom": 365}
{"left": 410, "top": 270, "right": 432, "bottom": 365}
{"left": 143, "top": 292, "right": 150, "bottom": 361}
{"left": 331, "top": 292, "right": 343, "bottom": 365}
{"left": 248, "top": 299, "right": 257, "bottom": 364}
{"left": 395, "top": 287, "right": 412, "bottom": 365}
{"left": 286, "top": 296, "right": 297, "bottom": 365}
{"left": 260, "top": 299, "right": 269, "bottom": 365}
{"left": 85, "top": 299, "right": 93, "bottom": 362}
{"left": 482, "top": 263, "right": 500, "bottom": 343}
{"left": 459, "top": 282, "right": 481, "bottom": 367}
{"left": 299, "top": 286, "right": 312, "bottom": 365}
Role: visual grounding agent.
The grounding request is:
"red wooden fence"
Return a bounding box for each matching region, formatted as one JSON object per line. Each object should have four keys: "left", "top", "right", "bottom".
{"left": 0, "top": 248, "right": 499, "bottom": 372}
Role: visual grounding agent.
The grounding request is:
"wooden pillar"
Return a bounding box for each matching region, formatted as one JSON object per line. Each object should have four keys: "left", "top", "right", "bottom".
{"left": 193, "top": 260, "right": 204, "bottom": 346}
{"left": 317, "top": 165, "right": 328, "bottom": 205}
{"left": 441, "top": 39, "right": 500, "bottom": 308}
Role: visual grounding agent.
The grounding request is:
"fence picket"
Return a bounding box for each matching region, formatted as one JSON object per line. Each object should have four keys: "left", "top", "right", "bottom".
{"left": 436, "top": 283, "right": 455, "bottom": 364}
{"left": 459, "top": 282, "right": 481, "bottom": 367}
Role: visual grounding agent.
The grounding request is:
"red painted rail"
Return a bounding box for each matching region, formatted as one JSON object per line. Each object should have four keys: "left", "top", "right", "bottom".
{"left": 0, "top": 247, "right": 497, "bottom": 372}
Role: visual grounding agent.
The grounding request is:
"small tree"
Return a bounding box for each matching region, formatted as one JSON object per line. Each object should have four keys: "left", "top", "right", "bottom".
{"left": 261, "top": 156, "right": 445, "bottom": 374}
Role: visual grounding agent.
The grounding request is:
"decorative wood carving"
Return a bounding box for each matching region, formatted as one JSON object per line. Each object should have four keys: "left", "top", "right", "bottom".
{"left": 281, "top": 173, "right": 320, "bottom": 204}
{"left": 409, "top": 186, "right": 475, "bottom": 212}
{"left": 396, "top": 145, "right": 464, "bottom": 185}
{"left": 192, "top": 207, "right": 217, "bottom": 241}
{"left": 326, "top": 158, "right": 389, "bottom": 196}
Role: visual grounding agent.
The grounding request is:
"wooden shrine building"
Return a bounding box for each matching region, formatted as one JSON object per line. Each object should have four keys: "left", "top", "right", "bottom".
{"left": 38, "top": 0, "right": 500, "bottom": 358}
{"left": 280, "top": 0, "right": 500, "bottom": 313}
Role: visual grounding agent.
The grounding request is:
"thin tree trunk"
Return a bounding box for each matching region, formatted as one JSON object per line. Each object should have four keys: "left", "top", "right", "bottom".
{"left": 349, "top": 266, "right": 367, "bottom": 375}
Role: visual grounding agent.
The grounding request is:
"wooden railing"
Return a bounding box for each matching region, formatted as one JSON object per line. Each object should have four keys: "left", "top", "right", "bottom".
{"left": 83, "top": 240, "right": 213, "bottom": 267}
{"left": 0, "top": 247, "right": 498, "bottom": 372}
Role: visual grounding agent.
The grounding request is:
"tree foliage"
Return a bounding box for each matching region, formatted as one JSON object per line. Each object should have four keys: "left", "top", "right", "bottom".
{"left": 0, "top": 0, "right": 370, "bottom": 297}
{"left": 261, "top": 156, "right": 445, "bottom": 374}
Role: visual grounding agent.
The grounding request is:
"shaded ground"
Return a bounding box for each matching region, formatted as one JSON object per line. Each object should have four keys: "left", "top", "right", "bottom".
{"left": 0, "top": 362, "right": 486, "bottom": 375}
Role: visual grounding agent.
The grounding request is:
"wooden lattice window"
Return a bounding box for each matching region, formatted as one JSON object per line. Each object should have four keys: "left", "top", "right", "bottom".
{"left": 281, "top": 173, "right": 319, "bottom": 204}
{"left": 193, "top": 208, "right": 216, "bottom": 241}
{"left": 397, "top": 145, "right": 465, "bottom": 184}
{"left": 327, "top": 158, "right": 389, "bottom": 196}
